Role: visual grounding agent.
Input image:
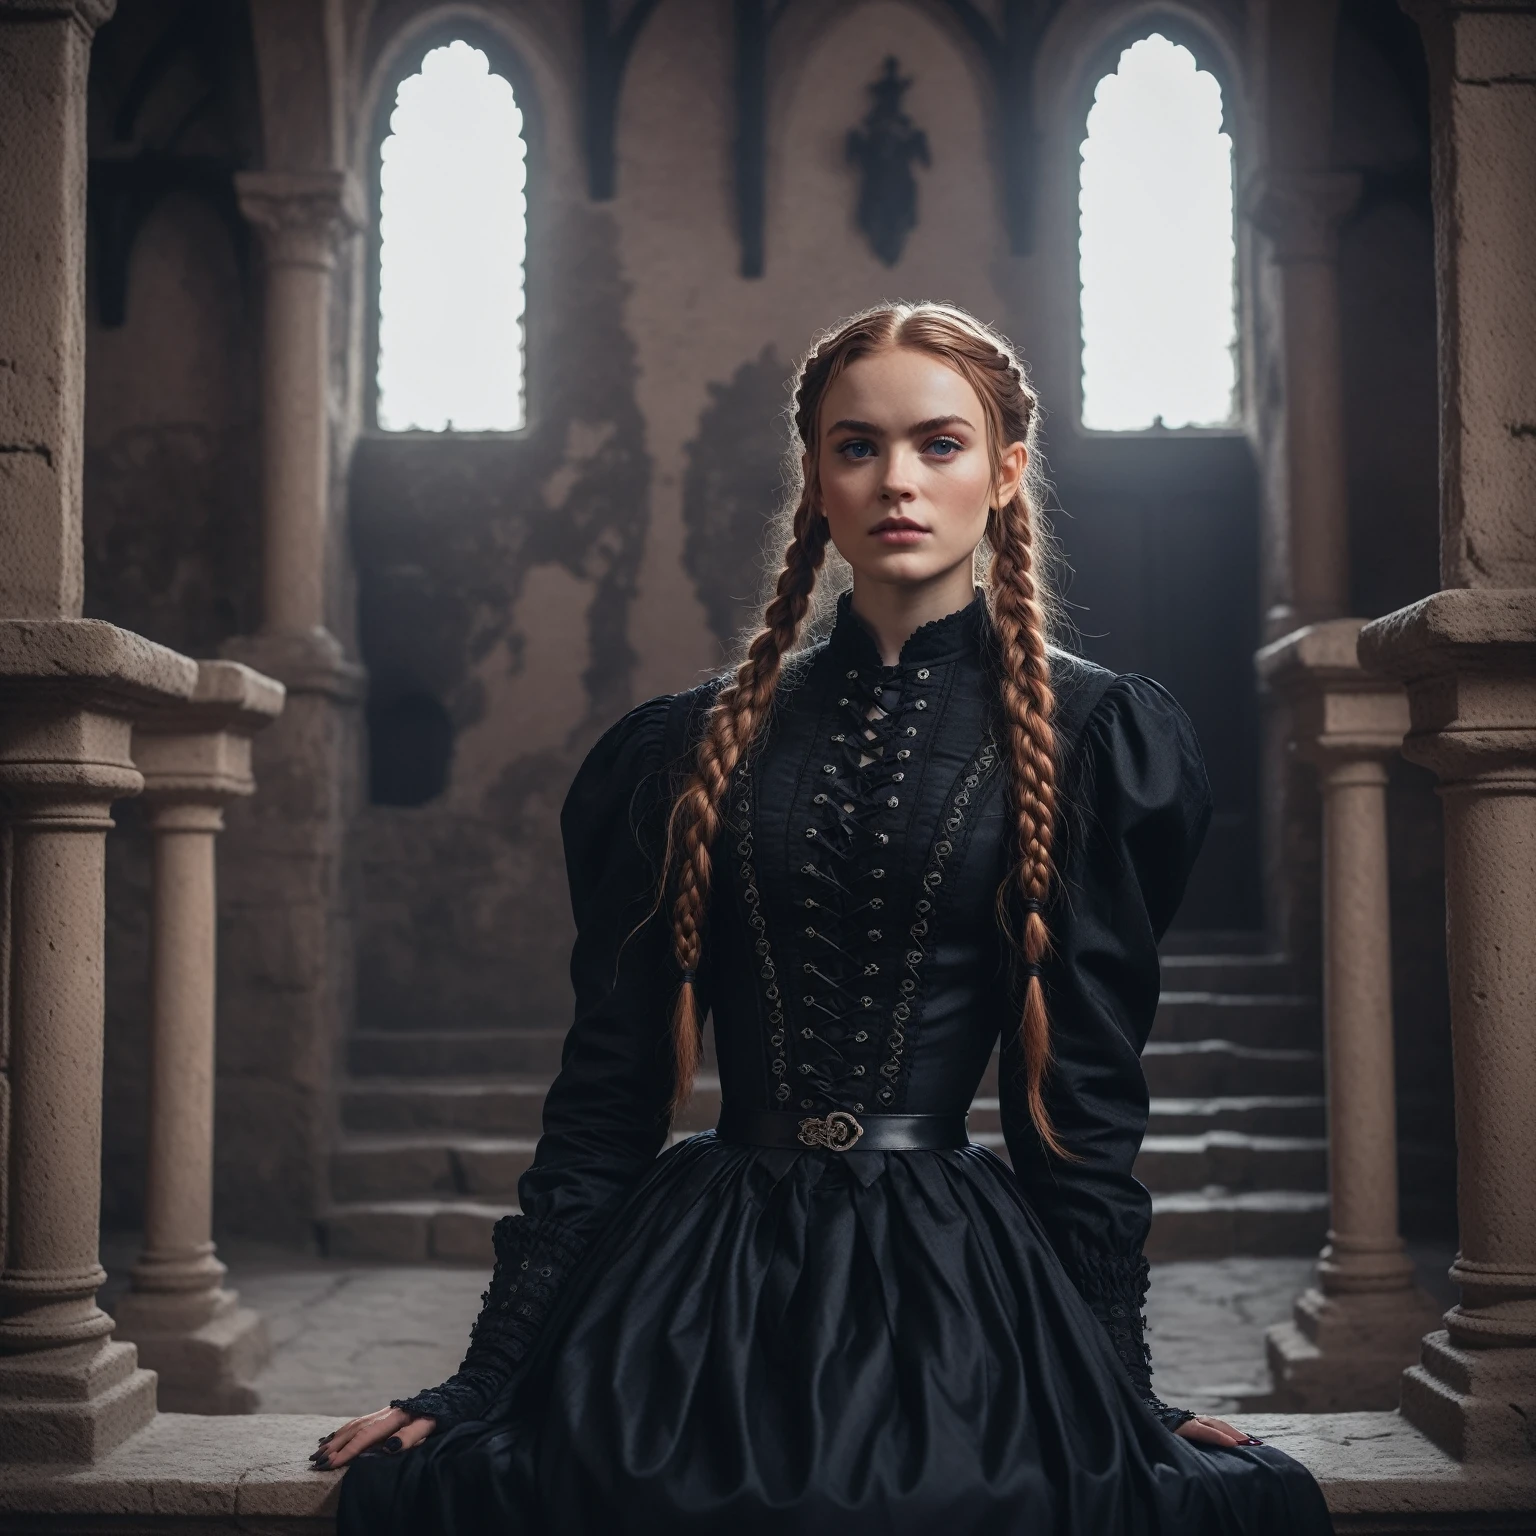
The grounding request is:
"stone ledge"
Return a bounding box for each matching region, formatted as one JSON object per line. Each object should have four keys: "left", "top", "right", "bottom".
{"left": 0, "top": 620, "right": 198, "bottom": 708}
{"left": 1360, "top": 587, "right": 1536, "bottom": 679}
{"left": 2, "top": 1410, "right": 1532, "bottom": 1533}
{"left": 0, "top": 1414, "right": 340, "bottom": 1530}
{"left": 1241, "top": 1411, "right": 1536, "bottom": 1521}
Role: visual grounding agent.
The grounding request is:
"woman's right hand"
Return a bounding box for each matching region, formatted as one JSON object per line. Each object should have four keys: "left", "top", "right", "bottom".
{"left": 310, "top": 1406, "right": 436, "bottom": 1471}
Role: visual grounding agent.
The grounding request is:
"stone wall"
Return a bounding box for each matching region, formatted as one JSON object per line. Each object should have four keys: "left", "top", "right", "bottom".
{"left": 78, "top": 0, "right": 1455, "bottom": 1242}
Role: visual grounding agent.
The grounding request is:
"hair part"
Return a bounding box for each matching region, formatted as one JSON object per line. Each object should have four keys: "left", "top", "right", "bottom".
{"left": 664, "top": 302, "right": 1069, "bottom": 1158}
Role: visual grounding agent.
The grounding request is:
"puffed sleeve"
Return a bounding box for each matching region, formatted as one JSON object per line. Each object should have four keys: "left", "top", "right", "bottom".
{"left": 392, "top": 694, "right": 685, "bottom": 1427}
{"left": 999, "top": 674, "right": 1211, "bottom": 1425}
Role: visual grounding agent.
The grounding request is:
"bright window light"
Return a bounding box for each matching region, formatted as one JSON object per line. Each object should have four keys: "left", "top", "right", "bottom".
{"left": 1079, "top": 34, "right": 1236, "bottom": 431}
{"left": 377, "top": 40, "right": 527, "bottom": 432}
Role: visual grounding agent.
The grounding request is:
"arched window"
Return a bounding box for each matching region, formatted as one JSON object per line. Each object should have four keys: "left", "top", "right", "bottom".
{"left": 376, "top": 39, "right": 527, "bottom": 432}
{"left": 1078, "top": 34, "right": 1236, "bottom": 431}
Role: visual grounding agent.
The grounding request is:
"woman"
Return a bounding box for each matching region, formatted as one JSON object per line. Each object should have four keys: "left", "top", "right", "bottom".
{"left": 320, "top": 303, "right": 1334, "bottom": 1534}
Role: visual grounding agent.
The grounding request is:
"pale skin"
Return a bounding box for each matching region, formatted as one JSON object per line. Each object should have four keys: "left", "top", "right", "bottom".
{"left": 311, "top": 346, "right": 1254, "bottom": 1473}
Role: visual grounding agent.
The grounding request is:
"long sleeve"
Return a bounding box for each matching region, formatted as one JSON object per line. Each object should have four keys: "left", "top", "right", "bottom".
{"left": 1000, "top": 674, "right": 1212, "bottom": 1426}
{"left": 393, "top": 694, "right": 686, "bottom": 1427}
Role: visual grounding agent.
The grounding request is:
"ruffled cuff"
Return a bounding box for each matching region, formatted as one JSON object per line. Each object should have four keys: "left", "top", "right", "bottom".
{"left": 1063, "top": 1238, "right": 1193, "bottom": 1431}
{"left": 391, "top": 1213, "right": 587, "bottom": 1428}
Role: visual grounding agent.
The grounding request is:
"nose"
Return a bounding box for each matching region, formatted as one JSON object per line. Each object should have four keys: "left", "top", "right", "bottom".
{"left": 879, "top": 445, "right": 920, "bottom": 502}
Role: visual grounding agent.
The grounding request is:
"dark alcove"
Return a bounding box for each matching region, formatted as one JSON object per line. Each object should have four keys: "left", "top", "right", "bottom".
{"left": 367, "top": 692, "right": 454, "bottom": 807}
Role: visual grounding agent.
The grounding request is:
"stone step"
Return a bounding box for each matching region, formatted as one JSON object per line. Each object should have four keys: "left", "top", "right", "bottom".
{"left": 340, "top": 1078, "right": 550, "bottom": 1135}
{"left": 1159, "top": 930, "right": 1270, "bottom": 956}
{"left": 1133, "top": 1132, "right": 1327, "bottom": 1193}
{"left": 1144, "top": 1190, "right": 1330, "bottom": 1260}
{"left": 1141, "top": 1040, "right": 1323, "bottom": 1098}
{"left": 347, "top": 1029, "right": 567, "bottom": 1079}
{"left": 331, "top": 1133, "right": 538, "bottom": 1203}
{"left": 1147, "top": 1095, "right": 1325, "bottom": 1137}
{"left": 1158, "top": 953, "right": 1295, "bottom": 994}
{"left": 1148, "top": 993, "right": 1317, "bottom": 1049}
{"left": 320, "top": 1200, "right": 512, "bottom": 1264}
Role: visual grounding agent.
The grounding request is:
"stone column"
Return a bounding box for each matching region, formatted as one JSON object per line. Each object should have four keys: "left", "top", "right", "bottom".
{"left": 0, "top": 0, "right": 113, "bottom": 620}
{"left": 1255, "top": 621, "right": 1439, "bottom": 1409}
{"left": 0, "top": 624, "right": 198, "bottom": 1461}
{"left": 0, "top": 0, "right": 197, "bottom": 1463}
{"left": 110, "top": 662, "right": 284, "bottom": 1414}
{"left": 1249, "top": 170, "right": 1362, "bottom": 639}
{"left": 1248, "top": 169, "right": 1363, "bottom": 977}
{"left": 1357, "top": 0, "right": 1536, "bottom": 1464}
{"left": 233, "top": 169, "right": 362, "bottom": 642}
{"left": 220, "top": 169, "right": 366, "bottom": 1244}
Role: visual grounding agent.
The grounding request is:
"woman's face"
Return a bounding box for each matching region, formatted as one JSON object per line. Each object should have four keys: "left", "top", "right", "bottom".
{"left": 813, "top": 346, "right": 1025, "bottom": 594}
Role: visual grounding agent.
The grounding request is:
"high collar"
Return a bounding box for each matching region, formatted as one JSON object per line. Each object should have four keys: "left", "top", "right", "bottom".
{"left": 826, "top": 589, "right": 989, "bottom": 672}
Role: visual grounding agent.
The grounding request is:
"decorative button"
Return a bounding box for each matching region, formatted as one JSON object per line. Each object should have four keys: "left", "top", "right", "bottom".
{"left": 917, "top": 669, "right": 930, "bottom": 680}
{"left": 864, "top": 962, "right": 880, "bottom": 975}
{"left": 805, "top": 926, "right": 817, "bottom": 937}
{"left": 915, "top": 699, "right": 928, "bottom": 710}
{"left": 859, "top": 997, "right": 873, "bottom": 1007}
{"left": 814, "top": 793, "right": 829, "bottom": 804}
{"left": 872, "top": 868, "right": 885, "bottom": 878}
{"left": 905, "top": 727, "right": 917, "bottom": 737}
{"left": 823, "top": 764, "right": 836, "bottom": 774}
{"left": 892, "top": 772, "right": 904, "bottom": 782}
{"left": 876, "top": 832, "right": 889, "bottom": 844}
{"left": 801, "top": 1027, "right": 814, "bottom": 1039}
{"left": 855, "top": 1030, "right": 869, "bottom": 1042}
{"left": 838, "top": 697, "right": 849, "bottom": 706}
{"left": 868, "top": 929, "right": 882, "bottom": 941}
{"left": 846, "top": 669, "right": 859, "bottom": 679}
{"left": 804, "top": 898, "right": 815, "bottom": 908}
{"left": 831, "top": 733, "right": 846, "bottom": 743}
{"left": 887, "top": 796, "right": 899, "bottom": 808}
{"left": 870, "top": 897, "right": 884, "bottom": 910}
{"left": 896, "top": 749, "right": 910, "bottom": 760}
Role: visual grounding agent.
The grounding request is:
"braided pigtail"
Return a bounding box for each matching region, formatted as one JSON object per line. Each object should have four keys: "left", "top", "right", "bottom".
{"left": 986, "top": 487, "right": 1068, "bottom": 1159}
{"left": 665, "top": 499, "right": 829, "bottom": 1115}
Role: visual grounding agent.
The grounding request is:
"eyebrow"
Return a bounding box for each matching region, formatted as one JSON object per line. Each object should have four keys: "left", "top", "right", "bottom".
{"left": 826, "top": 415, "right": 976, "bottom": 437}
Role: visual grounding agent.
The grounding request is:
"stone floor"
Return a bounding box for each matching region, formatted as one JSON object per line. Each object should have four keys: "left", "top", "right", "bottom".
{"left": 99, "top": 1236, "right": 1457, "bottom": 1422}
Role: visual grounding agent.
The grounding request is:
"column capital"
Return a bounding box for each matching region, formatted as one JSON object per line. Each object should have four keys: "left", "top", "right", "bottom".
{"left": 234, "top": 170, "right": 364, "bottom": 270}
{"left": 1359, "top": 588, "right": 1536, "bottom": 784}
{"left": 220, "top": 627, "right": 366, "bottom": 703}
{"left": 1245, "top": 169, "right": 1363, "bottom": 263}
{"left": 0, "top": 0, "right": 115, "bottom": 34}
{"left": 132, "top": 660, "right": 285, "bottom": 805}
{"left": 1256, "top": 618, "right": 1410, "bottom": 765}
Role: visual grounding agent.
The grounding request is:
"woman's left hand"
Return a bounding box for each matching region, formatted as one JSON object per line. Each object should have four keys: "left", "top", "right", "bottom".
{"left": 1176, "top": 1415, "right": 1263, "bottom": 1448}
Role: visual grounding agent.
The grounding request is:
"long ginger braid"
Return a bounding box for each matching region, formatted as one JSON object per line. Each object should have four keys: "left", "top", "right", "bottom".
{"left": 987, "top": 488, "right": 1067, "bottom": 1159}
{"left": 665, "top": 497, "right": 829, "bottom": 1114}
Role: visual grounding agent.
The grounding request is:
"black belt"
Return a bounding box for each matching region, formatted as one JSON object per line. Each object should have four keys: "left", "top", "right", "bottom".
{"left": 715, "top": 1107, "right": 969, "bottom": 1152}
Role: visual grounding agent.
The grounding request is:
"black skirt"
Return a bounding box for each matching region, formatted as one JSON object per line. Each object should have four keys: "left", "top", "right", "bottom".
{"left": 339, "top": 1134, "right": 1333, "bottom": 1535}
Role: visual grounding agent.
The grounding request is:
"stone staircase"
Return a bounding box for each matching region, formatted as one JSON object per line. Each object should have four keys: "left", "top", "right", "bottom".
{"left": 322, "top": 936, "right": 1327, "bottom": 1263}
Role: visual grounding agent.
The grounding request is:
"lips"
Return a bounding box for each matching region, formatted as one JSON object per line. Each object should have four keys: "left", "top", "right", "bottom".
{"left": 871, "top": 517, "right": 929, "bottom": 543}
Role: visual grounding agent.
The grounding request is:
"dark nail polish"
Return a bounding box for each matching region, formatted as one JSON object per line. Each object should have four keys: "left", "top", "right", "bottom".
{"left": 383, "top": 1436, "right": 403, "bottom": 1453}
{"left": 315, "top": 1454, "right": 332, "bottom": 1471}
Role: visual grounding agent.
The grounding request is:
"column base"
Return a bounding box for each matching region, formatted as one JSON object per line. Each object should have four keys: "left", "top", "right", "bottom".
{"left": 111, "top": 1290, "right": 270, "bottom": 1415}
{"left": 1401, "top": 1329, "right": 1536, "bottom": 1461}
{"left": 0, "top": 1341, "right": 156, "bottom": 1463}
{"left": 1263, "top": 1285, "right": 1442, "bottom": 1411}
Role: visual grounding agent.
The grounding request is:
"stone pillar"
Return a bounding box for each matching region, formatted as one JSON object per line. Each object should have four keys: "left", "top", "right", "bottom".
{"left": 219, "top": 169, "right": 366, "bottom": 1244}
{"left": 233, "top": 169, "right": 362, "bottom": 641}
{"left": 0, "top": 0, "right": 113, "bottom": 620}
{"left": 1249, "top": 170, "right": 1362, "bottom": 639}
{"left": 1356, "top": 0, "right": 1536, "bottom": 1464}
{"left": 0, "top": 624, "right": 198, "bottom": 1460}
{"left": 1255, "top": 621, "right": 1439, "bottom": 1409}
{"left": 110, "top": 663, "right": 284, "bottom": 1414}
{"left": 1248, "top": 169, "right": 1363, "bottom": 974}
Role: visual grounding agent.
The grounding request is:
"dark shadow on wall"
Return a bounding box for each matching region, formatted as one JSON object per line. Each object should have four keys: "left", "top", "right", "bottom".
{"left": 682, "top": 346, "right": 797, "bottom": 651}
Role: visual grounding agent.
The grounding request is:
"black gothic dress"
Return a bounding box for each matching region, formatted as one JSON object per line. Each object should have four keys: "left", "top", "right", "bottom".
{"left": 339, "top": 595, "right": 1333, "bottom": 1536}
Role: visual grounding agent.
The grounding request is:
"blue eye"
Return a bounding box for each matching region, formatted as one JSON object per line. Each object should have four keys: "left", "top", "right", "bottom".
{"left": 926, "top": 436, "right": 963, "bottom": 457}
{"left": 838, "top": 439, "right": 877, "bottom": 460}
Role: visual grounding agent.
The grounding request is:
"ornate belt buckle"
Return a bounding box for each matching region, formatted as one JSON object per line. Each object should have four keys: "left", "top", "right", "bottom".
{"left": 796, "top": 1109, "right": 865, "bottom": 1151}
